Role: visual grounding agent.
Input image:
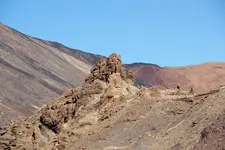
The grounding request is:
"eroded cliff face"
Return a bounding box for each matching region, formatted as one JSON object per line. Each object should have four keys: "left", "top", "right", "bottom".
{"left": 1, "top": 54, "right": 225, "bottom": 150}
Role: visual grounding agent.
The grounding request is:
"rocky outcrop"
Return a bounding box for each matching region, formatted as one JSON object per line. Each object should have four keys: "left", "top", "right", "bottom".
{"left": 1, "top": 53, "right": 225, "bottom": 150}
{"left": 85, "top": 53, "right": 132, "bottom": 84}
{"left": 2, "top": 21, "right": 225, "bottom": 129}
{"left": 39, "top": 54, "right": 135, "bottom": 135}
{"left": 0, "top": 53, "right": 137, "bottom": 149}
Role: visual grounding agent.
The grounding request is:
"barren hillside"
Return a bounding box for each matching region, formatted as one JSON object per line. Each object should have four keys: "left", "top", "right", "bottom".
{"left": 1, "top": 54, "right": 225, "bottom": 150}
{"left": 0, "top": 22, "right": 102, "bottom": 125}
{"left": 129, "top": 62, "right": 225, "bottom": 94}
{"left": 1, "top": 22, "right": 225, "bottom": 130}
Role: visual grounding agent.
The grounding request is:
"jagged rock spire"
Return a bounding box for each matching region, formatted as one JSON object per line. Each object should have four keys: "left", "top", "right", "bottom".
{"left": 85, "top": 53, "right": 133, "bottom": 84}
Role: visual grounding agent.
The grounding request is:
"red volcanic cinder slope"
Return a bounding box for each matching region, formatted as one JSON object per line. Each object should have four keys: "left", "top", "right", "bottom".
{"left": 126, "top": 63, "right": 163, "bottom": 87}
{"left": 129, "top": 62, "right": 225, "bottom": 94}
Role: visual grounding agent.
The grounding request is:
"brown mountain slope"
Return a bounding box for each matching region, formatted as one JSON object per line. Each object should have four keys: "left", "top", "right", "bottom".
{"left": 1, "top": 54, "right": 225, "bottom": 150}
{"left": 129, "top": 62, "right": 225, "bottom": 94}
{"left": 0, "top": 22, "right": 102, "bottom": 125}
{"left": 1, "top": 22, "right": 225, "bottom": 129}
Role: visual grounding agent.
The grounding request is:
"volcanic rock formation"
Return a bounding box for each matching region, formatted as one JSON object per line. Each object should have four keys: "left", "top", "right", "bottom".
{"left": 2, "top": 22, "right": 225, "bottom": 128}
{"left": 1, "top": 22, "right": 225, "bottom": 149}
{"left": 0, "top": 53, "right": 138, "bottom": 149}
{"left": 2, "top": 53, "right": 225, "bottom": 150}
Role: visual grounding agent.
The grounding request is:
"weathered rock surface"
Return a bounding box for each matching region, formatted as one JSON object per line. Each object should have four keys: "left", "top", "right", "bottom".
{"left": 1, "top": 54, "right": 225, "bottom": 150}
{"left": 2, "top": 22, "right": 225, "bottom": 129}
{"left": 85, "top": 54, "right": 127, "bottom": 83}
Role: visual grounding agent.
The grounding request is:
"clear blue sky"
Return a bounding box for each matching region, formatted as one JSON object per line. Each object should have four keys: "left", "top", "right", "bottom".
{"left": 1, "top": 0, "right": 225, "bottom": 66}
